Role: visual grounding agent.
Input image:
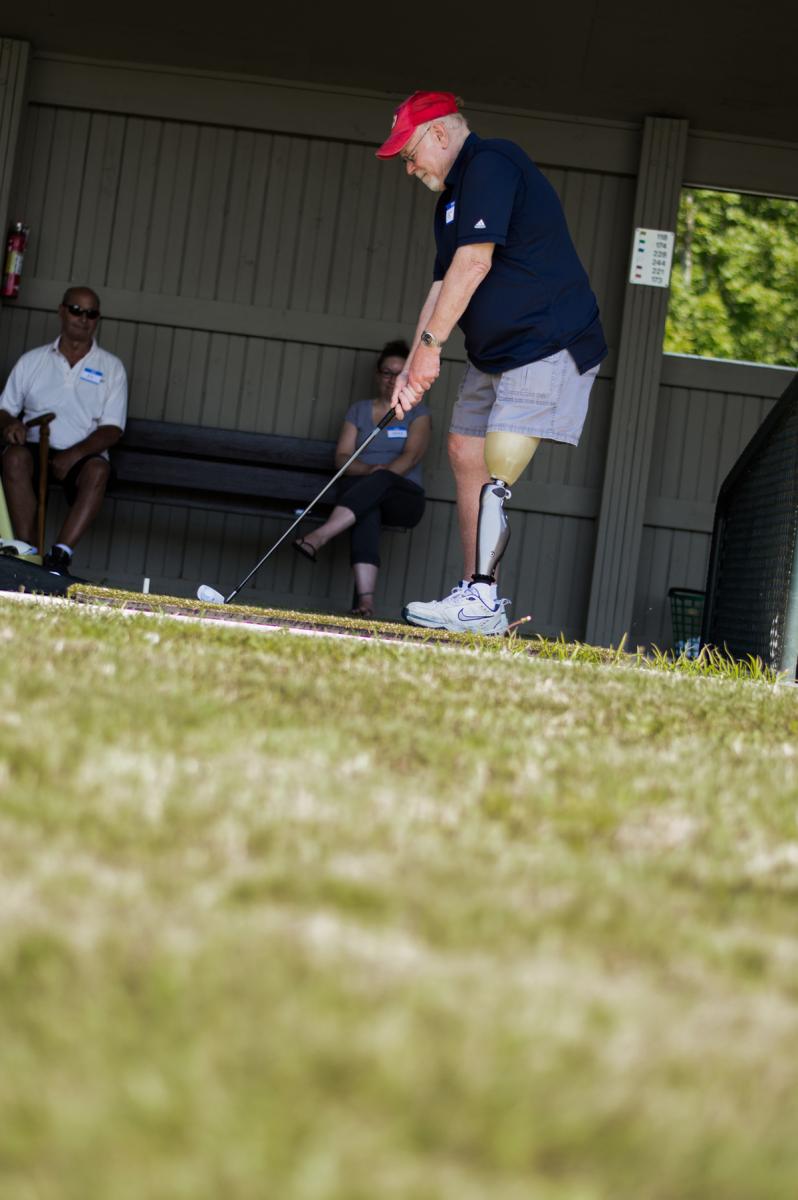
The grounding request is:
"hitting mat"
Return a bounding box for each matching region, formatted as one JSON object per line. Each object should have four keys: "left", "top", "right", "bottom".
{"left": 0, "top": 554, "right": 84, "bottom": 597}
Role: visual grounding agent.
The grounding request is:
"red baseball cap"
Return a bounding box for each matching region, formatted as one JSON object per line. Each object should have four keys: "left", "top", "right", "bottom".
{"left": 375, "top": 91, "right": 460, "bottom": 159}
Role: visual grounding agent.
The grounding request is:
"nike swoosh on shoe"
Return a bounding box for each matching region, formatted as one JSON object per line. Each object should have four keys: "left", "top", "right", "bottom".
{"left": 457, "top": 607, "right": 500, "bottom": 622}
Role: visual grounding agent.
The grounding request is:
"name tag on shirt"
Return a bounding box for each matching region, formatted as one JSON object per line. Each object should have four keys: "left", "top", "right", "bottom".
{"left": 445, "top": 202, "right": 456, "bottom": 224}
{"left": 80, "top": 366, "right": 103, "bottom": 385}
{"left": 386, "top": 428, "right": 408, "bottom": 439}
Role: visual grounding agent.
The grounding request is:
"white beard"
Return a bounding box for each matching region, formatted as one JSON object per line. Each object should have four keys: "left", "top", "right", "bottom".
{"left": 416, "top": 172, "right": 445, "bottom": 193}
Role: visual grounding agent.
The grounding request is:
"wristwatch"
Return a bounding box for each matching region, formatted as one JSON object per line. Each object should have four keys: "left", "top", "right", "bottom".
{"left": 420, "top": 329, "right": 445, "bottom": 350}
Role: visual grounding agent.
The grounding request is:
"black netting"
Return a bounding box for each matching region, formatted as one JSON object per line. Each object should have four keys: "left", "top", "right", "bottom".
{"left": 703, "top": 376, "right": 798, "bottom": 672}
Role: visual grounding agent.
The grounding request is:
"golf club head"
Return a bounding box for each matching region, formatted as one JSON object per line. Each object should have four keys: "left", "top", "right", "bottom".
{"left": 197, "top": 584, "right": 225, "bottom": 604}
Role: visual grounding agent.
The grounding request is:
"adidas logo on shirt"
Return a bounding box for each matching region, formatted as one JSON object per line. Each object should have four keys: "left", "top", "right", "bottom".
{"left": 474, "top": 218, "right": 487, "bottom": 229}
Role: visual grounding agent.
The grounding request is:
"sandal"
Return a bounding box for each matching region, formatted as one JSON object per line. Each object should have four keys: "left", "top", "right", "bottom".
{"left": 351, "top": 591, "right": 375, "bottom": 618}
{"left": 293, "top": 537, "right": 317, "bottom": 563}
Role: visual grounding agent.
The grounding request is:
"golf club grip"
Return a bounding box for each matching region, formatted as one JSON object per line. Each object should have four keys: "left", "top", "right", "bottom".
{"left": 225, "top": 407, "right": 398, "bottom": 601}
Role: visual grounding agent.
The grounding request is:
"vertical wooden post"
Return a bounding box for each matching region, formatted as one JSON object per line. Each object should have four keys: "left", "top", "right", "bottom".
{"left": 585, "top": 115, "right": 689, "bottom": 648}
{"left": 0, "top": 39, "right": 31, "bottom": 241}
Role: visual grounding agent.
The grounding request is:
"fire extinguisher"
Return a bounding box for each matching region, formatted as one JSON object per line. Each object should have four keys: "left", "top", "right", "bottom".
{"left": 2, "top": 222, "right": 30, "bottom": 299}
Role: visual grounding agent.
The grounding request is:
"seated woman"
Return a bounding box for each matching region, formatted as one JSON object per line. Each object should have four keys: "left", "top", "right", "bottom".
{"left": 294, "top": 339, "right": 431, "bottom": 617}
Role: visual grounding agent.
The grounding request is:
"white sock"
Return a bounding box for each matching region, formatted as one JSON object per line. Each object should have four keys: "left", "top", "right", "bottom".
{"left": 55, "top": 543, "right": 73, "bottom": 557}
{"left": 471, "top": 580, "right": 497, "bottom": 605}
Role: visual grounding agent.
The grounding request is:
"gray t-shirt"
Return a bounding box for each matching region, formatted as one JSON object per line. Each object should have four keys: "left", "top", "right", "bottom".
{"left": 344, "top": 399, "right": 430, "bottom": 488}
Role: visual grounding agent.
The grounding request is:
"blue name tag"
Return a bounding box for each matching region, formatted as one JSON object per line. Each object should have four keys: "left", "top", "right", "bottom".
{"left": 386, "top": 428, "right": 408, "bottom": 439}
{"left": 80, "top": 366, "right": 103, "bottom": 385}
{"left": 445, "top": 202, "right": 455, "bottom": 224}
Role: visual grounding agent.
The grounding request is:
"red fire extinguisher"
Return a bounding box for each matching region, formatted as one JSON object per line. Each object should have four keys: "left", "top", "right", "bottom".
{"left": 2, "top": 222, "right": 30, "bottom": 299}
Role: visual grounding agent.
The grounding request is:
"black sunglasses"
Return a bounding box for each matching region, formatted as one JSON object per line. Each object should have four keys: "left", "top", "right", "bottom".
{"left": 65, "top": 303, "right": 100, "bottom": 320}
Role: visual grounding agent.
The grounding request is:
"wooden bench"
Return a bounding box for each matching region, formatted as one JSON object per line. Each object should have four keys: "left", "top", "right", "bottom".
{"left": 109, "top": 419, "right": 411, "bottom": 537}
{"left": 110, "top": 417, "right": 342, "bottom": 519}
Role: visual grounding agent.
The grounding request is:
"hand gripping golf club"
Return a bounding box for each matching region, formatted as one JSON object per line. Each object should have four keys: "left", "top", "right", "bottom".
{"left": 197, "top": 407, "right": 398, "bottom": 604}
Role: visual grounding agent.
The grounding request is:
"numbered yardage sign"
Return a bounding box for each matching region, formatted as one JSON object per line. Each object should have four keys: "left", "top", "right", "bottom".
{"left": 629, "top": 228, "right": 675, "bottom": 287}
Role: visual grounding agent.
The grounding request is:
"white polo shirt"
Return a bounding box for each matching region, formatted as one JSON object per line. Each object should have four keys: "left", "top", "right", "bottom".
{"left": 0, "top": 338, "right": 128, "bottom": 452}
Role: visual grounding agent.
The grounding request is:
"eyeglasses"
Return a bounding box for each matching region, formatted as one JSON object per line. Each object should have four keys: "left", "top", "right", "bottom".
{"left": 400, "top": 125, "right": 431, "bottom": 165}
{"left": 378, "top": 367, "right": 403, "bottom": 379}
{"left": 65, "top": 303, "right": 100, "bottom": 320}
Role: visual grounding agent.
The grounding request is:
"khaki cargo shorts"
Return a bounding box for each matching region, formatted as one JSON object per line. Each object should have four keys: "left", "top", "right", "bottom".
{"left": 450, "top": 349, "right": 599, "bottom": 446}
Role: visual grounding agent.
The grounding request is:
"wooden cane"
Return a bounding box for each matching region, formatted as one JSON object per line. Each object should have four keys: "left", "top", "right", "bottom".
{"left": 24, "top": 413, "right": 56, "bottom": 554}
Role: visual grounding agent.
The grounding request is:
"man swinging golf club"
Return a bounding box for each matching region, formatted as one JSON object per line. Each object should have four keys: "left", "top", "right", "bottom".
{"left": 377, "top": 92, "right": 607, "bottom": 634}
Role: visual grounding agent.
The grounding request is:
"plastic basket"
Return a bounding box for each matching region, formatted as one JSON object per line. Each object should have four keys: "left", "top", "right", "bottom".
{"left": 668, "top": 587, "right": 705, "bottom": 657}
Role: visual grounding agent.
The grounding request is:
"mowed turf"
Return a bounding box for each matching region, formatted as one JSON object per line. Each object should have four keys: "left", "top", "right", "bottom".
{"left": 1, "top": 596, "right": 798, "bottom": 1200}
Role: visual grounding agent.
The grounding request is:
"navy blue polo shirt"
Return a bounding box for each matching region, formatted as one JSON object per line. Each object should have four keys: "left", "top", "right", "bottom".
{"left": 433, "top": 133, "right": 607, "bottom": 375}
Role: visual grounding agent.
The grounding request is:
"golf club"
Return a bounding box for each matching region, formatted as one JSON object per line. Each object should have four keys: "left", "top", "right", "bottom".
{"left": 197, "top": 406, "right": 398, "bottom": 604}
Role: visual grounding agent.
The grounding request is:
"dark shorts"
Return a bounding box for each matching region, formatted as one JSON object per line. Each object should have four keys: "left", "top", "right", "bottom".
{"left": 21, "top": 445, "right": 113, "bottom": 507}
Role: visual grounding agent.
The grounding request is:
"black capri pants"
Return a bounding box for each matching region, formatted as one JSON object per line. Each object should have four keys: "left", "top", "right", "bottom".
{"left": 336, "top": 470, "right": 426, "bottom": 567}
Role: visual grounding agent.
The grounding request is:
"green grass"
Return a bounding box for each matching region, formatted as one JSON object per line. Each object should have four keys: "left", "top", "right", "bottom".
{"left": 1, "top": 594, "right": 798, "bottom": 1200}
{"left": 70, "top": 584, "right": 782, "bottom": 681}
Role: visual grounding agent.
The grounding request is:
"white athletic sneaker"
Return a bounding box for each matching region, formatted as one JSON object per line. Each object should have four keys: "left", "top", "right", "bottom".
{"left": 403, "top": 584, "right": 510, "bottom": 635}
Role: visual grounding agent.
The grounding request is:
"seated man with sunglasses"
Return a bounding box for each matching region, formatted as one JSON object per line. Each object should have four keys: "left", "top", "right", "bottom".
{"left": 0, "top": 286, "right": 127, "bottom": 573}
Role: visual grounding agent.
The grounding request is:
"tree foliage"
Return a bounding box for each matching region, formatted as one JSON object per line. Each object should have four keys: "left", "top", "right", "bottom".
{"left": 664, "top": 188, "right": 798, "bottom": 368}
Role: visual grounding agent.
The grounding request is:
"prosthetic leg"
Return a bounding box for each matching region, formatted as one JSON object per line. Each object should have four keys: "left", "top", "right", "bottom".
{"left": 401, "top": 430, "right": 543, "bottom": 634}
{"left": 472, "top": 431, "right": 540, "bottom": 586}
